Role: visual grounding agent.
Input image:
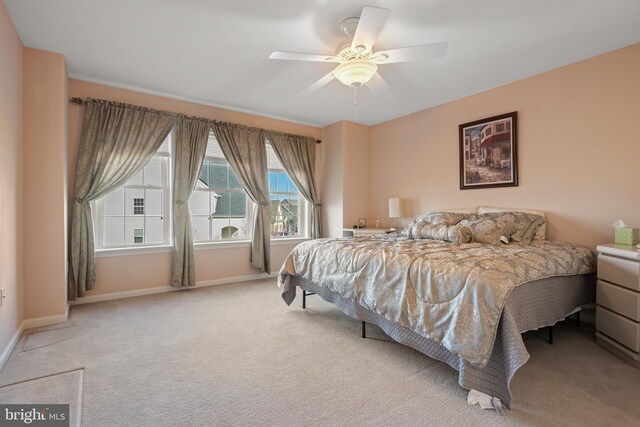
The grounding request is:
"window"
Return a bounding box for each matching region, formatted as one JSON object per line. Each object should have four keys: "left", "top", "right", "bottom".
{"left": 190, "top": 133, "right": 248, "bottom": 241}
{"left": 496, "top": 123, "right": 504, "bottom": 133}
{"left": 93, "top": 136, "right": 171, "bottom": 248}
{"left": 133, "top": 198, "right": 144, "bottom": 215}
{"left": 266, "top": 145, "right": 306, "bottom": 238}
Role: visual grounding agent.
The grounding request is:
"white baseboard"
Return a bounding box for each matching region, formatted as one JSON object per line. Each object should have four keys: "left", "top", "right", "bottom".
{"left": 70, "top": 272, "right": 278, "bottom": 305}
{"left": 0, "top": 321, "right": 25, "bottom": 372}
{"left": 22, "top": 304, "right": 70, "bottom": 330}
{"left": 0, "top": 305, "right": 70, "bottom": 371}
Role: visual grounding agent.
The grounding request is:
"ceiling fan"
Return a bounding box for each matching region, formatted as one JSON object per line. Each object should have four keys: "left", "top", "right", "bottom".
{"left": 269, "top": 6, "right": 448, "bottom": 94}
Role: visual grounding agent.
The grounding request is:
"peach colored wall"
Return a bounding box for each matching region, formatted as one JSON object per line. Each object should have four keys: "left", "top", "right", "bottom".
{"left": 343, "top": 122, "right": 371, "bottom": 228}
{"left": 0, "top": 0, "right": 23, "bottom": 355}
{"left": 67, "top": 80, "right": 321, "bottom": 296}
{"left": 22, "top": 48, "right": 68, "bottom": 318}
{"left": 319, "top": 121, "right": 372, "bottom": 237}
{"left": 319, "top": 122, "right": 344, "bottom": 238}
{"left": 369, "top": 44, "right": 640, "bottom": 251}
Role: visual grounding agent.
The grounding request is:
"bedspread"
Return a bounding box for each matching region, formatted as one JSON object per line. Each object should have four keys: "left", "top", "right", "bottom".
{"left": 278, "top": 235, "right": 594, "bottom": 367}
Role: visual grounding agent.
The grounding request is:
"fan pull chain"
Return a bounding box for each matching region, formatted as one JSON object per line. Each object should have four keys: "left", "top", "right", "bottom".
{"left": 353, "top": 85, "right": 358, "bottom": 124}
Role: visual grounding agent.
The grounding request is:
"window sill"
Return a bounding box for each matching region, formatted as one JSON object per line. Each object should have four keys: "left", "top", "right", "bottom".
{"left": 95, "top": 237, "right": 311, "bottom": 257}
{"left": 95, "top": 245, "right": 172, "bottom": 258}
{"left": 194, "top": 236, "right": 310, "bottom": 251}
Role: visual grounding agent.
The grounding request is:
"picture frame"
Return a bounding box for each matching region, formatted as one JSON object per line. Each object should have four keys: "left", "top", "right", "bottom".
{"left": 459, "top": 111, "right": 518, "bottom": 190}
{"left": 358, "top": 218, "right": 367, "bottom": 228}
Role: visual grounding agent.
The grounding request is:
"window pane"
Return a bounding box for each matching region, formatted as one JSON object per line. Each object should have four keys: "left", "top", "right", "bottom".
{"left": 196, "top": 164, "right": 209, "bottom": 189}
{"left": 103, "top": 189, "right": 124, "bottom": 216}
{"left": 230, "top": 192, "right": 246, "bottom": 216}
{"left": 190, "top": 191, "right": 209, "bottom": 216}
{"left": 287, "top": 175, "right": 298, "bottom": 193}
{"left": 127, "top": 170, "right": 143, "bottom": 186}
{"left": 191, "top": 216, "right": 210, "bottom": 241}
{"left": 229, "top": 168, "right": 242, "bottom": 190}
{"left": 145, "top": 217, "right": 164, "bottom": 244}
{"left": 157, "top": 136, "right": 170, "bottom": 155}
{"left": 213, "top": 192, "right": 230, "bottom": 216}
{"left": 211, "top": 218, "right": 230, "bottom": 240}
{"left": 230, "top": 218, "right": 246, "bottom": 239}
{"left": 145, "top": 189, "right": 163, "bottom": 216}
{"left": 125, "top": 189, "right": 144, "bottom": 215}
{"left": 125, "top": 217, "right": 144, "bottom": 244}
{"left": 210, "top": 164, "right": 228, "bottom": 188}
{"left": 269, "top": 172, "right": 276, "bottom": 191}
{"left": 191, "top": 133, "right": 251, "bottom": 242}
{"left": 277, "top": 172, "right": 288, "bottom": 192}
{"left": 104, "top": 217, "right": 124, "bottom": 246}
{"left": 144, "top": 158, "right": 163, "bottom": 186}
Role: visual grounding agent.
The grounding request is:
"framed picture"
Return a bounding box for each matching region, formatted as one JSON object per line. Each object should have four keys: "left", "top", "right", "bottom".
{"left": 459, "top": 111, "right": 518, "bottom": 190}
{"left": 358, "top": 218, "right": 367, "bottom": 228}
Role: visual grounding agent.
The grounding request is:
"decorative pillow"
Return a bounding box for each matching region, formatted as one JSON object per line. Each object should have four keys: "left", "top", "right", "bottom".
{"left": 458, "top": 215, "right": 514, "bottom": 245}
{"left": 459, "top": 212, "right": 546, "bottom": 245}
{"left": 402, "top": 212, "right": 470, "bottom": 238}
{"left": 448, "top": 225, "right": 473, "bottom": 244}
{"left": 413, "top": 222, "right": 473, "bottom": 243}
{"left": 477, "top": 207, "right": 546, "bottom": 240}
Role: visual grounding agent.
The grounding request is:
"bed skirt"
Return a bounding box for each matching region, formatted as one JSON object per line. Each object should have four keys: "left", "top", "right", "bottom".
{"left": 283, "top": 274, "right": 595, "bottom": 407}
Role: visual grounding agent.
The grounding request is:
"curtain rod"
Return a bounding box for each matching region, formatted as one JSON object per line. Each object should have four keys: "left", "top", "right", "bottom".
{"left": 69, "top": 97, "right": 321, "bottom": 143}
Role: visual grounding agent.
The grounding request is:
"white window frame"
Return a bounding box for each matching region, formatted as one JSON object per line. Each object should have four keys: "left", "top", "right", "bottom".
{"left": 92, "top": 134, "right": 172, "bottom": 250}
{"left": 265, "top": 144, "right": 309, "bottom": 239}
{"left": 191, "top": 134, "right": 251, "bottom": 243}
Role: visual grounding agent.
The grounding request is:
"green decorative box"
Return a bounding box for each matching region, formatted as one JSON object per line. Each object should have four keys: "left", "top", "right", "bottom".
{"left": 614, "top": 227, "right": 639, "bottom": 245}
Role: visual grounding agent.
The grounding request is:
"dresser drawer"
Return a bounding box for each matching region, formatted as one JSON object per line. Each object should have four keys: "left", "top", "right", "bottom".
{"left": 598, "top": 254, "right": 640, "bottom": 291}
{"left": 596, "top": 306, "right": 640, "bottom": 352}
{"left": 597, "top": 280, "right": 640, "bottom": 321}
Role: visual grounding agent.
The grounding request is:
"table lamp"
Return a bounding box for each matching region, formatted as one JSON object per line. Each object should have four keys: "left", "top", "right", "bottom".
{"left": 388, "top": 198, "right": 401, "bottom": 229}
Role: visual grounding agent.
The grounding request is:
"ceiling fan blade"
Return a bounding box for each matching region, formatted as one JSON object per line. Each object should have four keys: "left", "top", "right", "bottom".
{"left": 298, "top": 71, "right": 335, "bottom": 96}
{"left": 365, "top": 72, "right": 391, "bottom": 95}
{"left": 269, "top": 51, "right": 342, "bottom": 63}
{"left": 374, "top": 42, "right": 448, "bottom": 64}
{"left": 351, "top": 7, "right": 390, "bottom": 54}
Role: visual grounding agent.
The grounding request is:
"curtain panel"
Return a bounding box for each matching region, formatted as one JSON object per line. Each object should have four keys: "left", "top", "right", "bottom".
{"left": 171, "top": 120, "right": 210, "bottom": 287}
{"left": 267, "top": 133, "right": 322, "bottom": 239}
{"left": 212, "top": 123, "right": 271, "bottom": 273}
{"left": 68, "top": 100, "right": 175, "bottom": 299}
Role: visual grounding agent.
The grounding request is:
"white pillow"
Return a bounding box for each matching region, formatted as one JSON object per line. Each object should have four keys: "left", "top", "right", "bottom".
{"left": 477, "top": 206, "right": 546, "bottom": 240}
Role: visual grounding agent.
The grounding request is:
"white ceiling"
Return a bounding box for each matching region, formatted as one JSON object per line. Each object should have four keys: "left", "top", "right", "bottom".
{"left": 5, "top": 0, "right": 640, "bottom": 127}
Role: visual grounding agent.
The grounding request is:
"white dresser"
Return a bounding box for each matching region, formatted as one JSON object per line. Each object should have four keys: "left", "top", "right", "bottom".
{"left": 595, "top": 243, "right": 640, "bottom": 368}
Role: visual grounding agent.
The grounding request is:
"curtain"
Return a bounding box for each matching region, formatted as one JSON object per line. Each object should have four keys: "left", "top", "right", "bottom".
{"left": 212, "top": 123, "right": 271, "bottom": 273}
{"left": 267, "top": 134, "right": 322, "bottom": 239}
{"left": 68, "top": 100, "right": 176, "bottom": 299}
{"left": 171, "top": 120, "right": 210, "bottom": 287}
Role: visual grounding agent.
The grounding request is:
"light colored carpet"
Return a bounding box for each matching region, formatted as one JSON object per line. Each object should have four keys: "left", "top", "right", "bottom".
{"left": 1, "top": 278, "right": 639, "bottom": 426}
{"left": 0, "top": 369, "right": 83, "bottom": 427}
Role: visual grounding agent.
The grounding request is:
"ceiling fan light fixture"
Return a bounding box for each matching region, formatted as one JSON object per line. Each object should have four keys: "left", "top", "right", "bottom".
{"left": 333, "top": 60, "right": 378, "bottom": 87}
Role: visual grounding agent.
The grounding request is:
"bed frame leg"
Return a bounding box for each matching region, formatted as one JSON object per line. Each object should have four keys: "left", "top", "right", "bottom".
{"left": 576, "top": 312, "right": 581, "bottom": 327}
{"left": 361, "top": 321, "right": 366, "bottom": 339}
{"left": 302, "top": 290, "right": 307, "bottom": 309}
{"left": 548, "top": 326, "right": 553, "bottom": 345}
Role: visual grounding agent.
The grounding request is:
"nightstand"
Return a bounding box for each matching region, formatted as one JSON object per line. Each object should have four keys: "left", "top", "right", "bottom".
{"left": 595, "top": 243, "right": 640, "bottom": 368}
{"left": 338, "top": 228, "right": 395, "bottom": 237}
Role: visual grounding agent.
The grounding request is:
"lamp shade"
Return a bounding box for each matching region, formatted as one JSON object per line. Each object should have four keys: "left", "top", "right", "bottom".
{"left": 333, "top": 60, "right": 378, "bottom": 87}
{"left": 388, "top": 198, "right": 401, "bottom": 218}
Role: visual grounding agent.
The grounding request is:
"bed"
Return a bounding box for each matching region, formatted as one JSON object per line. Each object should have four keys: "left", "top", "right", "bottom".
{"left": 277, "top": 208, "right": 596, "bottom": 407}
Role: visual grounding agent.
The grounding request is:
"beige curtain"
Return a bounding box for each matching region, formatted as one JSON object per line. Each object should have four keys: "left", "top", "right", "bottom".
{"left": 69, "top": 100, "right": 175, "bottom": 300}
{"left": 212, "top": 123, "right": 271, "bottom": 273}
{"left": 171, "top": 120, "right": 210, "bottom": 287}
{"left": 267, "top": 134, "right": 322, "bottom": 239}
